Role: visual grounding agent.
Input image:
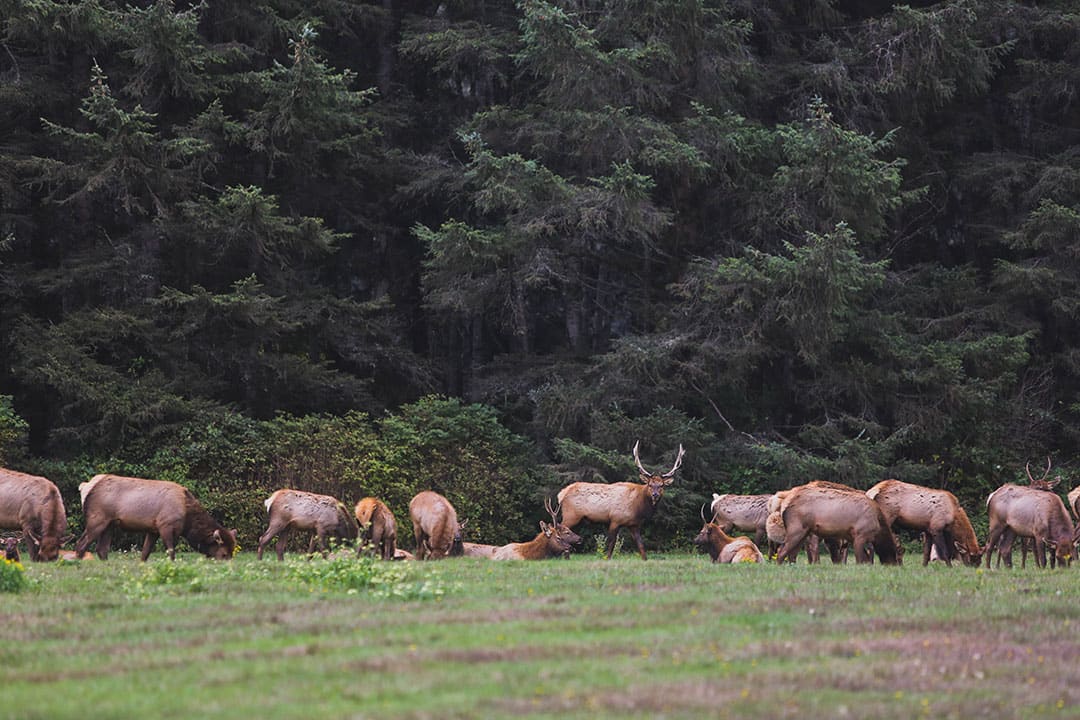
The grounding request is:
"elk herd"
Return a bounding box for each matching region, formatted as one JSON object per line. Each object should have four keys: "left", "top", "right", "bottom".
{"left": 3, "top": 449, "right": 1080, "bottom": 570}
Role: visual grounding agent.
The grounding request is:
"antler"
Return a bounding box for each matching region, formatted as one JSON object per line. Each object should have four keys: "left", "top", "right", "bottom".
{"left": 545, "top": 495, "right": 561, "bottom": 524}
{"left": 633, "top": 440, "right": 649, "bottom": 476}
{"left": 662, "top": 444, "right": 686, "bottom": 479}
{"left": 700, "top": 503, "right": 709, "bottom": 523}
{"left": 1025, "top": 457, "right": 1057, "bottom": 489}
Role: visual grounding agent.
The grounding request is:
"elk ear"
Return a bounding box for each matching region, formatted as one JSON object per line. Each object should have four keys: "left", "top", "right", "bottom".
{"left": 954, "top": 541, "right": 967, "bottom": 556}
{"left": 663, "top": 476, "right": 675, "bottom": 486}
{"left": 213, "top": 529, "right": 223, "bottom": 544}
{"left": 540, "top": 521, "right": 552, "bottom": 536}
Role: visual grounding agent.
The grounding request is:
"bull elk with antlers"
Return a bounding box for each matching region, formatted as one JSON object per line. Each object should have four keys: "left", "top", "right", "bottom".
{"left": 556, "top": 441, "right": 685, "bottom": 560}
{"left": 491, "top": 498, "right": 582, "bottom": 560}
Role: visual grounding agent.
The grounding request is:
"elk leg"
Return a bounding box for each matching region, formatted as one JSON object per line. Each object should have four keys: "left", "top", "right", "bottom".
{"left": 629, "top": 526, "right": 647, "bottom": 561}
{"left": 998, "top": 529, "right": 1016, "bottom": 569}
{"left": 983, "top": 522, "right": 1005, "bottom": 568}
{"left": 604, "top": 525, "right": 621, "bottom": 559}
{"left": 21, "top": 523, "right": 40, "bottom": 562}
{"left": 140, "top": 532, "right": 158, "bottom": 562}
{"left": 258, "top": 517, "right": 290, "bottom": 560}
{"left": 804, "top": 533, "right": 820, "bottom": 564}
{"left": 929, "top": 530, "right": 952, "bottom": 567}
{"left": 776, "top": 523, "right": 810, "bottom": 564}
{"left": 1034, "top": 536, "right": 1047, "bottom": 569}
{"left": 275, "top": 529, "right": 290, "bottom": 561}
{"left": 825, "top": 538, "right": 844, "bottom": 564}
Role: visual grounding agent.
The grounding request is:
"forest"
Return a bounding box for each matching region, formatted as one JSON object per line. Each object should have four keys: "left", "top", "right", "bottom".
{"left": 1, "top": 0, "right": 1079, "bottom": 548}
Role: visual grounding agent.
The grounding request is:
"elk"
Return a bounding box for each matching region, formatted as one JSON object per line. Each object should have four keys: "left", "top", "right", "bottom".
{"left": 694, "top": 506, "right": 764, "bottom": 563}
{"left": 354, "top": 496, "right": 397, "bottom": 561}
{"left": 709, "top": 493, "right": 772, "bottom": 548}
{"left": 866, "top": 479, "right": 982, "bottom": 566}
{"left": 409, "top": 491, "right": 465, "bottom": 560}
{"left": 491, "top": 498, "right": 582, "bottom": 561}
{"left": 997, "top": 459, "right": 1071, "bottom": 568}
{"left": 0, "top": 468, "right": 68, "bottom": 562}
{"left": 2, "top": 535, "right": 20, "bottom": 563}
{"left": 771, "top": 481, "right": 899, "bottom": 565}
{"left": 557, "top": 441, "right": 684, "bottom": 560}
{"left": 461, "top": 542, "right": 497, "bottom": 558}
{"left": 984, "top": 483, "right": 1076, "bottom": 569}
{"left": 1068, "top": 486, "right": 1080, "bottom": 521}
{"left": 258, "top": 489, "right": 358, "bottom": 561}
{"left": 75, "top": 474, "right": 236, "bottom": 561}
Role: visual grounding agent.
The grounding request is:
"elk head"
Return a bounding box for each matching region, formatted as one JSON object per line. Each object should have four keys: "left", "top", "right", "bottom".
{"left": 634, "top": 440, "right": 685, "bottom": 505}
{"left": 544, "top": 496, "right": 581, "bottom": 549}
{"left": 693, "top": 503, "right": 715, "bottom": 547}
{"left": 1026, "top": 457, "right": 1060, "bottom": 491}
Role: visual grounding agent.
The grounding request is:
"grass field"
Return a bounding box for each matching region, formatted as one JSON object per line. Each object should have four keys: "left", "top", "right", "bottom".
{"left": 2, "top": 551, "right": 1077, "bottom": 719}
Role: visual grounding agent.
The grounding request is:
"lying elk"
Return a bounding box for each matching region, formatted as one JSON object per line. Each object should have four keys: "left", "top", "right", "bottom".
{"left": 866, "top": 479, "right": 982, "bottom": 567}
{"left": 694, "top": 505, "right": 764, "bottom": 563}
{"left": 0, "top": 468, "right": 68, "bottom": 561}
{"left": 557, "top": 441, "right": 685, "bottom": 560}
{"left": 771, "top": 481, "right": 899, "bottom": 565}
{"left": 258, "top": 489, "right": 358, "bottom": 561}
{"left": 76, "top": 474, "right": 236, "bottom": 561}
{"left": 984, "top": 483, "right": 1076, "bottom": 569}
{"left": 409, "top": 491, "right": 465, "bottom": 559}
{"left": 492, "top": 498, "right": 582, "bottom": 560}
{"left": 354, "top": 496, "right": 397, "bottom": 561}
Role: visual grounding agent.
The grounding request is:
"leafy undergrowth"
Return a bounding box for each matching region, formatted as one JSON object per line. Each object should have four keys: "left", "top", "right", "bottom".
{"left": 2, "top": 553, "right": 1076, "bottom": 719}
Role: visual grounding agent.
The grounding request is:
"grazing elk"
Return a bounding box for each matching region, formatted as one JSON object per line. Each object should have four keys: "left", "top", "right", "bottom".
{"left": 771, "top": 481, "right": 899, "bottom": 565}
{"left": 866, "top": 479, "right": 982, "bottom": 567}
{"left": 75, "top": 474, "right": 236, "bottom": 561}
{"left": 0, "top": 468, "right": 68, "bottom": 562}
{"left": 557, "top": 441, "right": 684, "bottom": 560}
{"left": 984, "top": 483, "right": 1076, "bottom": 569}
{"left": 354, "top": 496, "right": 397, "bottom": 561}
{"left": 694, "top": 506, "right": 764, "bottom": 563}
{"left": 258, "top": 489, "right": 358, "bottom": 561}
{"left": 409, "top": 491, "right": 465, "bottom": 560}
{"left": 491, "top": 498, "right": 582, "bottom": 560}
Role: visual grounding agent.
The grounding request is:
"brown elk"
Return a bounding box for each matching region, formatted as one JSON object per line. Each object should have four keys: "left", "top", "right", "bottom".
{"left": 354, "top": 496, "right": 397, "bottom": 561}
{"left": 408, "top": 491, "right": 465, "bottom": 560}
{"left": 258, "top": 489, "right": 358, "bottom": 561}
{"left": 75, "top": 474, "right": 237, "bottom": 561}
{"left": 997, "top": 459, "right": 1070, "bottom": 568}
{"left": 0, "top": 468, "right": 68, "bottom": 562}
{"left": 984, "top": 483, "right": 1076, "bottom": 569}
{"left": 557, "top": 441, "right": 684, "bottom": 560}
{"left": 709, "top": 493, "right": 772, "bottom": 547}
{"left": 866, "top": 479, "right": 982, "bottom": 567}
{"left": 491, "top": 498, "right": 582, "bottom": 560}
{"left": 694, "top": 506, "right": 764, "bottom": 563}
{"left": 772, "top": 481, "right": 899, "bottom": 565}
{"left": 2, "top": 535, "right": 20, "bottom": 563}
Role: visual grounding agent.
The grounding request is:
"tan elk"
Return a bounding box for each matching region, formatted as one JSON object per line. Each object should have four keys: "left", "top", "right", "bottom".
{"left": 354, "top": 496, "right": 397, "bottom": 561}
{"left": 866, "top": 479, "right": 982, "bottom": 566}
{"left": 996, "top": 459, "right": 1070, "bottom": 568}
{"left": 492, "top": 498, "right": 582, "bottom": 560}
{"left": 557, "top": 441, "right": 685, "bottom": 560}
{"left": 709, "top": 493, "right": 772, "bottom": 548}
{"left": 772, "top": 481, "right": 899, "bottom": 565}
{"left": 258, "top": 489, "right": 358, "bottom": 561}
{"left": 984, "top": 483, "right": 1076, "bottom": 569}
{"left": 75, "top": 474, "right": 236, "bottom": 561}
{"left": 0, "top": 468, "right": 68, "bottom": 562}
{"left": 694, "top": 505, "right": 764, "bottom": 563}
{"left": 409, "top": 491, "right": 465, "bottom": 559}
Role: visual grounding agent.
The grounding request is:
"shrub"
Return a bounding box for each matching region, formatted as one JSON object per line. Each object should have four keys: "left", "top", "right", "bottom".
{"left": 0, "top": 395, "right": 29, "bottom": 465}
{"left": 286, "top": 554, "right": 448, "bottom": 599}
{"left": 0, "top": 557, "right": 28, "bottom": 594}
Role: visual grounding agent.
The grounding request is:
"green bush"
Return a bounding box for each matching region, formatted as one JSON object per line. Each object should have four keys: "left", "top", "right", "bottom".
{"left": 0, "top": 556, "right": 28, "bottom": 593}
{"left": 0, "top": 395, "right": 29, "bottom": 465}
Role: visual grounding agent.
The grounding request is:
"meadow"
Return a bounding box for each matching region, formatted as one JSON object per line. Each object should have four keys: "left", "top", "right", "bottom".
{"left": 1, "top": 551, "right": 1077, "bottom": 719}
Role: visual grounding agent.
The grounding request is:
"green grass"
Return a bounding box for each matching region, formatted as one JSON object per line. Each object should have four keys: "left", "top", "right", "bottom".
{"left": 2, "top": 552, "right": 1078, "bottom": 719}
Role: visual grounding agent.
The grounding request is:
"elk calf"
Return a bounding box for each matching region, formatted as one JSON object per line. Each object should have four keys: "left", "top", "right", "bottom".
{"left": 409, "top": 491, "right": 465, "bottom": 559}
{"left": 258, "top": 489, "right": 358, "bottom": 561}
{"left": 557, "top": 441, "right": 684, "bottom": 560}
{"left": 354, "top": 497, "right": 397, "bottom": 561}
